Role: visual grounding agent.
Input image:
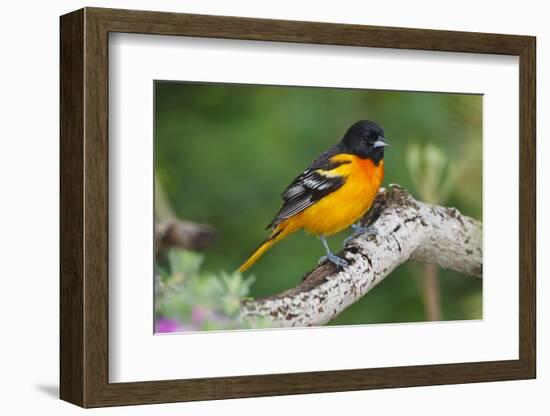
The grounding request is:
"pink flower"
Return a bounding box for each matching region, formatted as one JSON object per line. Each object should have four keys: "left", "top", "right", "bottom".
{"left": 191, "top": 307, "right": 210, "bottom": 324}
{"left": 155, "top": 317, "right": 183, "bottom": 333}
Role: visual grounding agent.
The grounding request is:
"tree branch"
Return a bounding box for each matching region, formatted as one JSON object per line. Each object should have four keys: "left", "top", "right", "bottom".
{"left": 241, "top": 184, "right": 482, "bottom": 327}
{"left": 155, "top": 220, "right": 217, "bottom": 255}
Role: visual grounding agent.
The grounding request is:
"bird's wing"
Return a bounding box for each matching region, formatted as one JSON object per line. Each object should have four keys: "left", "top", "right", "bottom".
{"left": 266, "top": 152, "right": 351, "bottom": 229}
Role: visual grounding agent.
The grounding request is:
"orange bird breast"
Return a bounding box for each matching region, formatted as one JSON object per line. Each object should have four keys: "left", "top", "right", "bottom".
{"left": 282, "top": 154, "right": 384, "bottom": 236}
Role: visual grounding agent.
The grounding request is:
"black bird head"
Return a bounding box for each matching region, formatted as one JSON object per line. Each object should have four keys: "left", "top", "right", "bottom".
{"left": 341, "top": 120, "right": 389, "bottom": 164}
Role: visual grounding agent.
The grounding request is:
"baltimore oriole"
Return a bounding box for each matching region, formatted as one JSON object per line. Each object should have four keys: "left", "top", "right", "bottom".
{"left": 238, "top": 120, "right": 389, "bottom": 272}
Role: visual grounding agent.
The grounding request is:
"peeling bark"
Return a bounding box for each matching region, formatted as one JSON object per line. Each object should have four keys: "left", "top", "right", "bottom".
{"left": 241, "top": 184, "right": 482, "bottom": 327}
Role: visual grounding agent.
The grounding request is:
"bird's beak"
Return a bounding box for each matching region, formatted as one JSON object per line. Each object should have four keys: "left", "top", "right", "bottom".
{"left": 373, "top": 136, "right": 390, "bottom": 148}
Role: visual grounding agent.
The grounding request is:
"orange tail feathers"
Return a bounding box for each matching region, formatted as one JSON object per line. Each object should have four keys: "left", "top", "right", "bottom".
{"left": 238, "top": 223, "right": 294, "bottom": 273}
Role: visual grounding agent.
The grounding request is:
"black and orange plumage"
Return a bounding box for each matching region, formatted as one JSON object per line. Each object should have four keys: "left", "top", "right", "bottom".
{"left": 238, "top": 120, "right": 389, "bottom": 272}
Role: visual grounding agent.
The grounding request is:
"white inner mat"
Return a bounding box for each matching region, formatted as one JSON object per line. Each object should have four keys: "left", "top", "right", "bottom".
{"left": 109, "top": 33, "right": 519, "bottom": 383}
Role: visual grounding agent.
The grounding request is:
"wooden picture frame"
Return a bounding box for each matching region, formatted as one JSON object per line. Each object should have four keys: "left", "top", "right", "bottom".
{"left": 60, "top": 7, "right": 536, "bottom": 408}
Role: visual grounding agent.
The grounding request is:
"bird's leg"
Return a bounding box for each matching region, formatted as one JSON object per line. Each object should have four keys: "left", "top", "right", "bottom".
{"left": 318, "top": 234, "right": 348, "bottom": 268}
{"left": 343, "top": 222, "right": 379, "bottom": 246}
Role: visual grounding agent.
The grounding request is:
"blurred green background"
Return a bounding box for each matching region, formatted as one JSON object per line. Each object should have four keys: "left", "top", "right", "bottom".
{"left": 155, "top": 81, "right": 482, "bottom": 328}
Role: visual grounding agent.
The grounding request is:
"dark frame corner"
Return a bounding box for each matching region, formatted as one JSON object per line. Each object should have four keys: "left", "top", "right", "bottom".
{"left": 60, "top": 7, "right": 536, "bottom": 408}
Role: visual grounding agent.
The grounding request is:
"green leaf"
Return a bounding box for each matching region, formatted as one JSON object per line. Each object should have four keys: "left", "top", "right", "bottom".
{"left": 167, "top": 249, "right": 203, "bottom": 278}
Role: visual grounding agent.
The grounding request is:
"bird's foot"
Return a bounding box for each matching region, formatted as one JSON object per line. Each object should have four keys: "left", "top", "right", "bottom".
{"left": 344, "top": 224, "right": 379, "bottom": 246}
{"left": 318, "top": 252, "right": 349, "bottom": 269}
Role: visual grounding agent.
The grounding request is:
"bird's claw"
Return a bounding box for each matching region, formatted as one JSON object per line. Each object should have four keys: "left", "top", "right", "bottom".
{"left": 318, "top": 252, "right": 349, "bottom": 269}
{"left": 344, "top": 225, "right": 379, "bottom": 246}
{"left": 343, "top": 235, "right": 356, "bottom": 247}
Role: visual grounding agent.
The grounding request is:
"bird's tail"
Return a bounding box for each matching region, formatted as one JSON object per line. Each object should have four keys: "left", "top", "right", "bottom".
{"left": 238, "top": 223, "right": 293, "bottom": 273}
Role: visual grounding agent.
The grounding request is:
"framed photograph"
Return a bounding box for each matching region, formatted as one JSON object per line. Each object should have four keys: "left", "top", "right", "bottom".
{"left": 60, "top": 7, "right": 536, "bottom": 407}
